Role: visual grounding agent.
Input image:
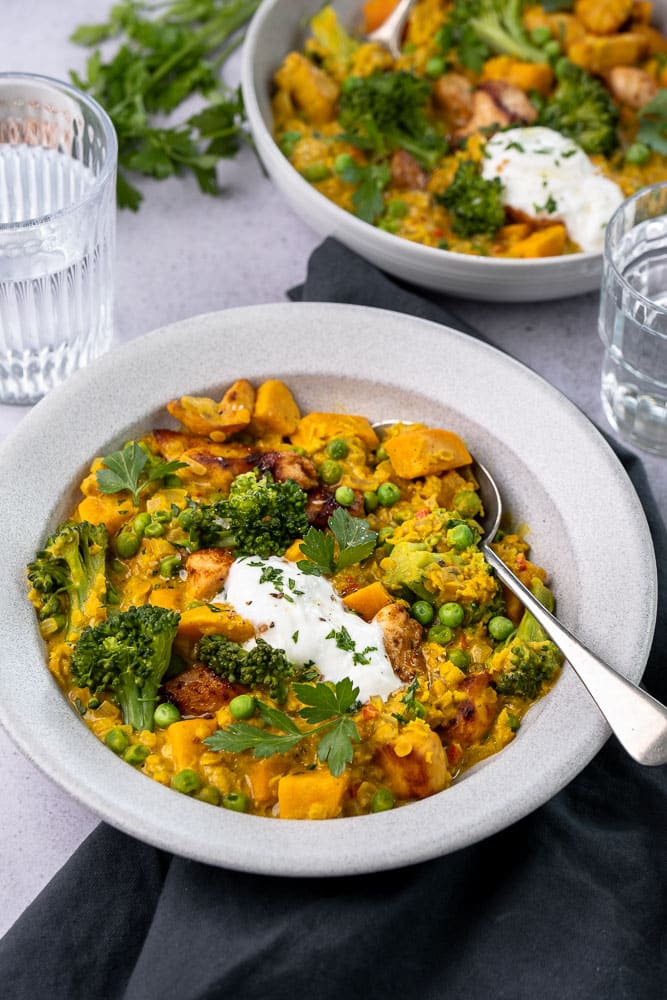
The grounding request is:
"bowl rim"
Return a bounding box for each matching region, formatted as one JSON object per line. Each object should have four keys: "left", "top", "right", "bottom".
{"left": 0, "top": 302, "right": 657, "bottom": 876}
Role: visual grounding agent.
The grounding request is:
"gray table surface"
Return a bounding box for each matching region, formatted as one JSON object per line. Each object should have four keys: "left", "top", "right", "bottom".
{"left": 1, "top": 0, "right": 665, "bottom": 941}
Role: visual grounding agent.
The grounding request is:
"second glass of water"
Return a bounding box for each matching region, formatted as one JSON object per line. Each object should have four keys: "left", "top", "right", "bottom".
{"left": 598, "top": 182, "right": 667, "bottom": 457}
{"left": 0, "top": 73, "right": 117, "bottom": 404}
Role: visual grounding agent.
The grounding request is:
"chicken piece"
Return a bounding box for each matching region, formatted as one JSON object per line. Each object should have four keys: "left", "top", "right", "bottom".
{"left": 274, "top": 51, "right": 340, "bottom": 124}
{"left": 152, "top": 428, "right": 256, "bottom": 463}
{"left": 390, "top": 149, "right": 427, "bottom": 190}
{"left": 455, "top": 81, "right": 537, "bottom": 139}
{"left": 574, "top": 0, "right": 634, "bottom": 36}
{"left": 180, "top": 449, "right": 259, "bottom": 491}
{"left": 255, "top": 450, "right": 318, "bottom": 490}
{"left": 163, "top": 665, "right": 243, "bottom": 716}
{"left": 305, "top": 486, "right": 337, "bottom": 528}
{"left": 605, "top": 65, "right": 657, "bottom": 108}
{"left": 209, "top": 379, "right": 255, "bottom": 440}
{"left": 375, "top": 720, "right": 449, "bottom": 799}
{"left": 184, "top": 549, "right": 235, "bottom": 603}
{"left": 373, "top": 602, "right": 425, "bottom": 682}
{"left": 433, "top": 72, "right": 474, "bottom": 130}
{"left": 440, "top": 671, "right": 498, "bottom": 747}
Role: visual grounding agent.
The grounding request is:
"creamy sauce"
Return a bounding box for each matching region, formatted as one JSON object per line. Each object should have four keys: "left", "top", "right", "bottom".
{"left": 220, "top": 556, "right": 401, "bottom": 703}
{"left": 481, "top": 126, "right": 624, "bottom": 252}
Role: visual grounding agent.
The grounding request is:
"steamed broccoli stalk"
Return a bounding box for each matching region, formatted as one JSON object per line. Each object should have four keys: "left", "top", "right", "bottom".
{"left": 469, "top": 0, "right": 548, "bottom": 64}
{"left": 185, "top": 471, "right": 309, "bottom": 558}
{"left": 438, "top": 0, "right": 545, "bottom": 71}
{"left": 436, "top": 160, "right": 506, "bottom": 238}
{"left": 378, "top": 541, "right": 439, "bottom": 601}
{"left": 538, "top": 61, "right": 619, "bottom": 156}
{"left": 338, "top": 71, "right": 448, "bottom": 170}
{"left": 196, "top": 634, "right": 298, "bottom": 702}
{"left": 27, "top": 521, "right": 109, "bottom": 641}
{"left": 71, "top": 604, "right": 180, "bottom": 731}
{"left": 494, "top": 578, "right": 562, "bottom": 699}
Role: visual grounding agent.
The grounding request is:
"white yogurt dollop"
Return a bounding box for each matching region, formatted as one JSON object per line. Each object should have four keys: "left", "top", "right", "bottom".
{"left": 481, "top": 126, "right": 623, "bottom": 252}
{"left": 219, "top": 556, "right": 400, "bottom": 703}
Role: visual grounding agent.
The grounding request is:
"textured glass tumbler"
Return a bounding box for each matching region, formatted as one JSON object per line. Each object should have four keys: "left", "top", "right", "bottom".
{"left": 598, "top": 182, "right": 667, "bottom": 456}
{"left": 0, "top": 74, "right": 117, "bottom": 404}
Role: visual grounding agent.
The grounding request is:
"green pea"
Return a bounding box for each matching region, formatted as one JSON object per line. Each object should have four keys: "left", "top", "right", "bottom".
{"left": 87, "top": 697, "right": 101, "bottom": 710}
{"left": 544, "top": 39, "right": 561, "bottom": 59}
{"left": 448, "top": 648, "right": 470, "bottom": 671}
{"left": 178, "top": 508, "right": 195, "bottom": 529}
{"left": 371, "top": 787, "right": 395, "bottom": 812}
{"left": 453, "top": 490, "right": 482, "bottom": 518}
{"left": 133, "top": 512, "right": 151, "bottom": 536}
{"left": 334, "top": 152, "right": 356, "bottom": 175}
{"left": 447, "top": 523, "right": 474, "bottom": 550}
{"left": 363, "top": 490, "right": 379, "bottom": 513}
{"left": 375, "top": 443, "right": 388, "bottom": 462}
{"left": 327, "top": 437, "right": 349, "bottom": 460}
{"left": 105, "top": 727, "right": 130, "bottom": 755}
{"left": 159, "top": 555, "right": 182, "bottom": 578}
{"left": 411, "top": 600, "right": 435, "bottom": 626}
{"left": 279, "top": 130, "right": 302, "bottom": 157}
{"left": 154, "top": 702, "right": 181, "bottom": 728}
{"left": 427, "top": 624, "right": 453, "bottom": 646}
{"left": 319, "top": 460, "right": 343, "bottom": 485}
{"left": 123, "top": 744, "right": 150, "bottom": 766}
{"left": 335, "top": 485, "right": 355, "bottom": 507}
{"left": 115, "top": 530, "right": 140, "bottom": 559}
{"left": 438, "top": 602, "right": 465, "bottom": 627}
{"left": 144, "top": 520, "right": 165, "bottom": 539}
{"left": 154, "top": 509, "right": 172, "bottom": 524}
{"left": 378, "top": 218, "right": 401, "bottom": 233}
{"left": 195, "top": 786, "right": 221, "bottom": 806}
{"left": 488, "top": 615, "right": 515, "bottom": 641}
{"left": 425, "top": 55, "right": 445, "bottom": 78}
{"left": 222, "top": 792, "right": 249, "bottom": 813}
{"left": 530, "top": 26, "right": 552, "bottom": 46}
{"left": 626, "top": 142, "right": 651, "bottom": 166}
{"left": 229, "top": 694, "right": 256, "bottom": 720}
{"left": 438, "top": 238, "right": 450, "bottom": 250}
{"left": 387, "top": 198, "right": 409, "bottom": 218}
{"left": 412, "top": 701, "right": 427, "bottom": 719}
{"left": 301, "top": 162, "right": 332, "bottom": 182}
{"left": 163, "top": 474, "right": 182, "bottom": 488}
{"left": 377, "top": 482, "right": 401, "bottom": 507}
{"left": 171, "top": 768, "right": 202, "bottom": 795}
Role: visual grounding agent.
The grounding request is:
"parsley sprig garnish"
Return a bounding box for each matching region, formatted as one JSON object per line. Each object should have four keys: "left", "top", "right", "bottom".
{"left": 297, "top": 508, "right": 377, "bottom": 577}
{"left": 637, "top": 89, "right": 667, "bottom": 155}
{"left": 69, "top": 0, "right": 261, "bottom": 209}
{"left": 204, "top": 678, "right": 361, "bottom": 776}
{"left": 96, "top": 442, "right": 186, "bottom": 506}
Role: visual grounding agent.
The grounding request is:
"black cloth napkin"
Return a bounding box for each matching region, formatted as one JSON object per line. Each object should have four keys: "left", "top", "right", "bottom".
{"left": 2, "top": 239, "right": 665, "bottom": 1000}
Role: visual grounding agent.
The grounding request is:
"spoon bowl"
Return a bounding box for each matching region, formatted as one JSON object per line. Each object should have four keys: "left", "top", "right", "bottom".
{"left": 372, "top": 421, "right": 667, "bottom": 766}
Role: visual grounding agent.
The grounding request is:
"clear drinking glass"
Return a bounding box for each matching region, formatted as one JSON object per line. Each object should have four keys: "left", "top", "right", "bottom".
{"left": 0, "top": 74, "right": 117, "bottom": 404}
{"left": 598, "top": 181, "right": 667, "bottom": 456}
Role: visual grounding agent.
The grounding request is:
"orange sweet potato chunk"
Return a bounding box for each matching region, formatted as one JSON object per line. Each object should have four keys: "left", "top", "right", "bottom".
{"left": 278, "top": 770, "right": 349, "bottom": 819}
{"left": 384, "top": 428, "right": 472, "bottom": 478}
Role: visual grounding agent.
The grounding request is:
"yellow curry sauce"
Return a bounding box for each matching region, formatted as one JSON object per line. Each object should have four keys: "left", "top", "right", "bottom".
{"left": 28, "top": 379, "right": 561, "bottom": 819}
{"left": 272, "top": 0, "right": 667, "bottom": 257}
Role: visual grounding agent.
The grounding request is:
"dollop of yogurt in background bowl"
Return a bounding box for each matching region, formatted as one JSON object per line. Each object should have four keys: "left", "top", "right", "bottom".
{"left": 481, "top": 126, "right": 624, "bottom": 253}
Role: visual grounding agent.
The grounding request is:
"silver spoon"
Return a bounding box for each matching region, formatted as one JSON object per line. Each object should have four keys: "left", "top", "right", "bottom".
{"left": 373, "top": 422, "right": 667, "bottom": 766}
{"left": 364, "top": 0, "right": 417, "bottom": 58}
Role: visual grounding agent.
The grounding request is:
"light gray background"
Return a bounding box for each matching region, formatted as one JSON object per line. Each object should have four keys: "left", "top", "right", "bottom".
{"left": 1, "top": 0, "right": 665, "bottom": 938}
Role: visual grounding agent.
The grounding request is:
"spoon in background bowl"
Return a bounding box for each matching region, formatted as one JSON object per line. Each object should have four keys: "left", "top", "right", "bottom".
{"left": 364, "top": 0, "right": 417, "bottom": 58}
{"left": 372, "top": 421, "right": 667, "bottom": 766}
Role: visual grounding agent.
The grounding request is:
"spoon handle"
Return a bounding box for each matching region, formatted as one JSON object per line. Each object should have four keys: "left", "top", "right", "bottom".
{"left": 483, "top": 544, "right": 667, "bottom": 766}
{"left": 365, "top": 0, "right": 416, "bottom": 58}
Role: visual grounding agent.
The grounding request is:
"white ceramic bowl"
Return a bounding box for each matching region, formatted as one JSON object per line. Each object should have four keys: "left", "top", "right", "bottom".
{"left": 241, "top": 0, "right": 667, "bottom": 302}
{"left": 0, "top": 304, "right": 657, "bottom": 874}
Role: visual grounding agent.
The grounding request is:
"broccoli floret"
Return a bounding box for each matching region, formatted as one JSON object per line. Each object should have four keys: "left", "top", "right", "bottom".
{"left": 71, "top": 604, "right": 180, "bottom": 731}
{"left": 538, "top": 62, "right": 619, "bottom": 156}
{"left": 493, "top": 578, "right": 562, "bottom": 699}
{"left": 468, "top": 0, "right": 548, "bottom": 64}
{"left": 186, "top": 471, "right": 309, "bottom": 558}
{"left": 27, "top": 521, "right": 109, "bottom": 641}
{"left": 196, "top": 634, "right": 297, "bottom": 702}
{"left": 338, "top": 71, "right": 448, "bottom": 170}
{"left": 437, "top": 160, "right": 506, "bottom": 238}
{"left": 310, "top": 6, "right": 358, "bottom": 70}
{"left": 378, "top": 541, "right": 439, "bottom": 601}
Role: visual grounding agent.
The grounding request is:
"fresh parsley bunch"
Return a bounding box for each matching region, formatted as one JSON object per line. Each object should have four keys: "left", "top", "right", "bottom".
{"left": 70, "top": 0, "right": 261, "bottom": 209}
